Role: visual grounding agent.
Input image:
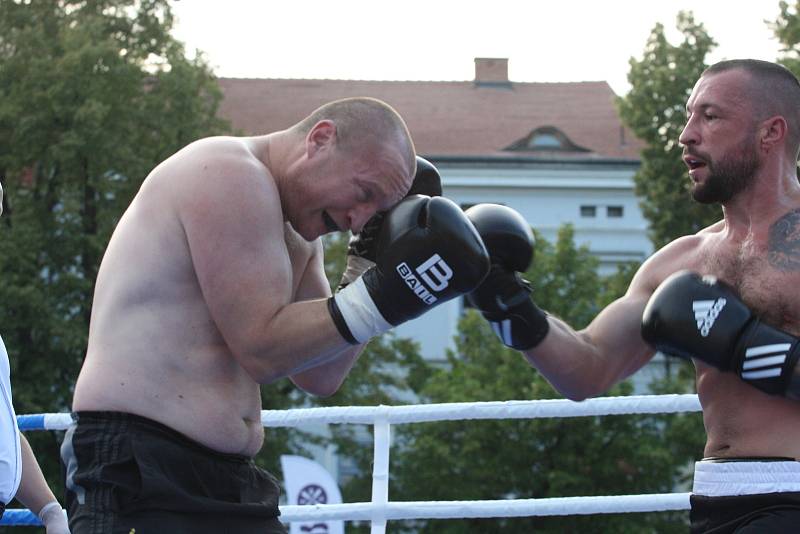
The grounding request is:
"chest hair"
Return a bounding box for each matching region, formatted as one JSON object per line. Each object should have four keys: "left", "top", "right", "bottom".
{"left": 700, "top": 209, "right": 800, "bottom": 334}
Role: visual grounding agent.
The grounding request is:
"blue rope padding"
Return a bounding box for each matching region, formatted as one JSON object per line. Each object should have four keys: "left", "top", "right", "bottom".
{"left": 0, "top": 509, "right": 41, "bottom": 526}
{"left": 15, "top": 414, "right": 46, "bottom": 431}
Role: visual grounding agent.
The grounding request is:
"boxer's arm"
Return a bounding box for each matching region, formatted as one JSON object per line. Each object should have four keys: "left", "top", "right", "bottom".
{"left": 177, "top": 158, "right": 360, "bottom": 384}
{"left": 289, "top": 240, "right": 366, "bottom": 396}
{"left": 524, "top": 288, "right": 655, "bottom": 400}
{"left": 464, "top": 203, "right": 663, "bottom": 400}
{"left": 519, "top": 241, "right": 694, "bottom": 400}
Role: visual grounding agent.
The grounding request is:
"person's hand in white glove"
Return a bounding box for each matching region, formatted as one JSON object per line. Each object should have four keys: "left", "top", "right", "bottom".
{"left": 38, "top": 501, "right": 70, "bottom": 534}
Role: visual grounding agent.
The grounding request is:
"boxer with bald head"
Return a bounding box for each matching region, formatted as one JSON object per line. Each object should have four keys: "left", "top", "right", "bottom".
{"left": 468, "top": 60, "right": 800, "bottom": 532}
{"left": 62, "top": 98, "right": 489, "bottom": 533}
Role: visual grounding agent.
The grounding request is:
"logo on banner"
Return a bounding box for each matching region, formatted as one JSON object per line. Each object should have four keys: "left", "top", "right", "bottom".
{"left": 396, "top": 253, "right": 453, "bottom": 305}
{"left": 281, "top": 455, "right": 343, "bottom": 534}
{"left": 297, "top": 484, "right": 329, "bottom": 532}
{"left": 298, "top": 484, "right": 328, "bottom": 505}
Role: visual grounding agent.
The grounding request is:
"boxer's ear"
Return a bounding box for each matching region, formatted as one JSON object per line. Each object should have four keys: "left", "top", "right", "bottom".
{"left": 758, "top": 115, "right": 787, "bottom": 154}
{"left": 307, "top": 120, "right": 336, "bottom": 158}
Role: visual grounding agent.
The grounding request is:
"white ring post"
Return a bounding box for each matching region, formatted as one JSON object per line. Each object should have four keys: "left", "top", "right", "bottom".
{"left": 370, "top": 414, "right": 391, "bottom": 534}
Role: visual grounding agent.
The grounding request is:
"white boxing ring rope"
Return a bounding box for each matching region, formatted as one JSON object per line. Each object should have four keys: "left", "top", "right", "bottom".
{"left": 7, "top": 394, "right": 702, "bottom": 531}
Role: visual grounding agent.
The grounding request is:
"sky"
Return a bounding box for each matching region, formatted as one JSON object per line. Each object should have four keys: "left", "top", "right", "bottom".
{"left": 170, "top": 0, "right": 788, "bottom": 96}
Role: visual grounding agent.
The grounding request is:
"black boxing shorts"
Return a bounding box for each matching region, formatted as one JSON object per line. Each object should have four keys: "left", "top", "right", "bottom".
{"left": 60, "top": 411, "right": 286, "bottom": 534}
{"left": 690, "top": 457, "right": 800, "bottom": 533}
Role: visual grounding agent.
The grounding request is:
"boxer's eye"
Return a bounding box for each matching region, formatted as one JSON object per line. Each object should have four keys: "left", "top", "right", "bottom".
{"left": 357, "top": 184, "right": 373, "bottom": 203}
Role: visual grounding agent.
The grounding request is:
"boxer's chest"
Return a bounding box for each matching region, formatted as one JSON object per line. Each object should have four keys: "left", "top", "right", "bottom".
{"left": 699, "top": 240, "right": 800, "bottom": 335}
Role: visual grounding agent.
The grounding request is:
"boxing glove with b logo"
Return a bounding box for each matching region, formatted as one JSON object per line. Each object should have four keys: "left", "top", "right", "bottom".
{"left": 329, "top": 195, "right": 490, "bottom": 344}
{"left": 338, "top": 156, "right": 443, "bottom": 289}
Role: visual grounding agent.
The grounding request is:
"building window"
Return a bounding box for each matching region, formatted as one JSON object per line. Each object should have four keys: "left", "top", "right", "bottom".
{"left": 607, "top": 206, "right": 624, "bottom": 218}
{"left": 580, "top": 205, "right": 596, "bottom": 217}
{"left": 504, "top": 125, "right": 591, "bottom": 154}
{"left": 528, "top": 133, "right": 562, "bottom": 149}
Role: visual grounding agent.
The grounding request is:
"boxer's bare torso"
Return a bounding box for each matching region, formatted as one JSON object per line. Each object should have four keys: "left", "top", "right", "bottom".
{"left": 642, "top": 213, "right": 800, "bottom": 459}
{"left": 528, "top": 205, "right": 800, "bottom": 461}
{"left": 73, "top": 137, "right": 320, "bottom": 456}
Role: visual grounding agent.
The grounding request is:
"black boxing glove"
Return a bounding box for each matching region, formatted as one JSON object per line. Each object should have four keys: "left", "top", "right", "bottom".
{"left": 328, "top": 195, "right": 490, "bottom": 344}
{"left": 338, "top": 157, "right": 443, "bottom": 290}
{"left": 642, "top": 270, "right": 800, "bottom": 399}
{"left": 464, "top": 204, "right": 549, "bottom": 350}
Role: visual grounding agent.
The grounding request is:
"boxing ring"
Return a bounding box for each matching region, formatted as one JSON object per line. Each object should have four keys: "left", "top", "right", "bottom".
{"left": 5, "top": 394, "right": 702, "bottom": 532}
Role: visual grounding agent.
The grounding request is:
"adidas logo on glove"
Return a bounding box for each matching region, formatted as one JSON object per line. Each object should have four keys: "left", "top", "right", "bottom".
{"left": 693, "top": 298, "right": 727, "bottom": 337}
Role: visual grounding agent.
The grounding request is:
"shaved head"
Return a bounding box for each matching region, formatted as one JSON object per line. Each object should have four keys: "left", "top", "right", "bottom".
{"left": 703, "top": 59, "right": 800, "bottom": 158}
{"left": 294, "top": 97, "right": 416, "bottom": 175}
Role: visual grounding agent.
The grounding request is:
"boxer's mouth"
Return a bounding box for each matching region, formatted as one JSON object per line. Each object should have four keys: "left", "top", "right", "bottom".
{"left": 322, "top": 211, "right": 341, "bottom": 233}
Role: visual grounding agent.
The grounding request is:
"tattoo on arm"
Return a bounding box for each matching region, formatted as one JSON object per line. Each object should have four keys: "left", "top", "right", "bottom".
{"left": 769, "top": 209, "right": 800, "bottom": 271}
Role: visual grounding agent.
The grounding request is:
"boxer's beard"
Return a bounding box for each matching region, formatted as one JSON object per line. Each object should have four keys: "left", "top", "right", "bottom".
{"left": 691, "top": 138, "right": 760, "bottom": 204}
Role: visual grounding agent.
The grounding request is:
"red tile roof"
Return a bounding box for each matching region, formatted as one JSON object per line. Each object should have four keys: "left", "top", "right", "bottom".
{"left": 217, "top": 78, "right": 644, "bottom": 160}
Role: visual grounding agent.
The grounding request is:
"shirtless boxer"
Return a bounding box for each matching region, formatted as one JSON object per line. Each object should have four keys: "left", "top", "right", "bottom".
{"left": 466, "top": 60, "right": 800, "bottom": 532}
{"left": 61, "top": 97, "right": 489, "bottom": 533}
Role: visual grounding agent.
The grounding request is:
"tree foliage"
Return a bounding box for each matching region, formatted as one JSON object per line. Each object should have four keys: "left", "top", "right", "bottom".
{"left": 772, "top": 1, "right": 800, "bottom": 76}
{"left": 617, "top": 12, "right": 719, "bottom": 248}
{"left": 0, "top": 0, "right": 228, "bottom": 517}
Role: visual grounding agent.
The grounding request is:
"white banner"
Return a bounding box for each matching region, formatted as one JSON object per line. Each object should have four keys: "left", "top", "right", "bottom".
{"left": 281, "top": 454, "right": 345, "bottom": 534}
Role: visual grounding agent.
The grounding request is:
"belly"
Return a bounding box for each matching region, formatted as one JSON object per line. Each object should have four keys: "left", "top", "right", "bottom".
{"left": 697, "top": 364, "right": 800, "bottom": 459}
{"left": 73, "top": 344, "right": 266, "bottom": 457}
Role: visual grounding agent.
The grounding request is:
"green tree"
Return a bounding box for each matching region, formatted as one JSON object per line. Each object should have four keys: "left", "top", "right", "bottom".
{"left": 617, "top": 12, "right": 719, "bottom": 248}
{"left": 386, "top": 227, "right": 704, "bottom": 533}
{"left": 0, "top": 0, "right": 228, "bottom": 518}
{"left": 772, "top": 1, "right": 800, "bottom": 76}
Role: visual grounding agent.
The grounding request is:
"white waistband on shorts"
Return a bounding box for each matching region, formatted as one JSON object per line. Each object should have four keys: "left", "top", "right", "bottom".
{"left": 693, "top": 459, "right": 800, "bottom": 497}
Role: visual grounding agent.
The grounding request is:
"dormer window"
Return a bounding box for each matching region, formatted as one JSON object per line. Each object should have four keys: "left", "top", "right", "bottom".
{"left": 504, "top": 126, "right": 591, "bottom": 153}
{"left": 529, "top": 132, "right": 561, "bottom": 148}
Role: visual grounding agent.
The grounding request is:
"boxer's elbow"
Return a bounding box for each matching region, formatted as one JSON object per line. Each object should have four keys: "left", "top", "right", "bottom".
{"left": 232, "top": 344, "right": 292, "bottom": 385}
{"left": 557, "top": 366, "right": 619, "bottom": 401}
{"left": 242, "top": 357, "right": 286, "bottom": 385}
{"left": 557, "top": 384, "right": 604, "bottom": 402}
{"left": 234, "top": 346, "right": 346, "bottom": 396}
{"left": 290, "top": 374, "right": 343, "bottom": 398}
{"left": 288, "top": 357, "right": 355, "bottom": 397}
{"left": 525, "top": 353, "right": 616, "bottom": 402}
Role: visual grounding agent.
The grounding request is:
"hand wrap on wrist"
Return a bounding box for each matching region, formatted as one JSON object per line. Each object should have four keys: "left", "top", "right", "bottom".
{"left": 328, "top": 277, "right": 393, "bottom": 344}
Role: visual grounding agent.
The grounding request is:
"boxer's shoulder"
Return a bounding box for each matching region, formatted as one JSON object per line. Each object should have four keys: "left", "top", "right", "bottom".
{"left": 146, "top": 136, "right": 273, "bottom": 198}
{"left": 631, "top": 233, "right": 710, "bottom": 295}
